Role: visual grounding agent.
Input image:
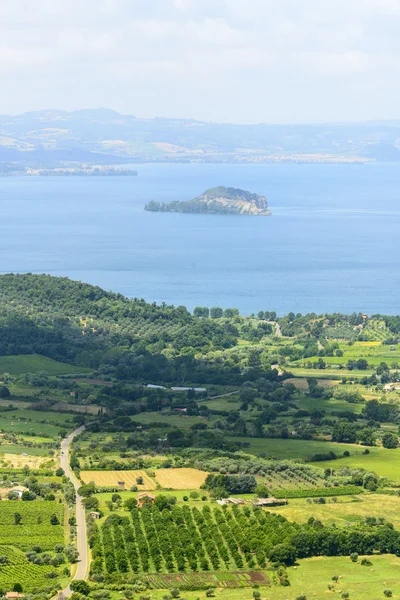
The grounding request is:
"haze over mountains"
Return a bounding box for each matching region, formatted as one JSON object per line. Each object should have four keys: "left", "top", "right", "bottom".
{"left": 1, "top": 108, "right": 400, "bottom": 166}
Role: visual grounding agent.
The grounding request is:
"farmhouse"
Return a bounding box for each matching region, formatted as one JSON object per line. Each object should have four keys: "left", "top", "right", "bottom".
{"left": 226, "top": 497, "right": 245, "bottom": 505}
{"left": 253, "top": 497, "right": 287, "bottom": 507}
{"left": 12, "top": 486, "right": 28, "bottom": 498}
{"left": 138, "top": 492, "right": 156, "bottom": 507}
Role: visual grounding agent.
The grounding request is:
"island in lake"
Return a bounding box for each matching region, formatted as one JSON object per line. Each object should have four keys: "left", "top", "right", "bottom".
{"left": 144, "top": 186, "right": 271, "bottom": 215}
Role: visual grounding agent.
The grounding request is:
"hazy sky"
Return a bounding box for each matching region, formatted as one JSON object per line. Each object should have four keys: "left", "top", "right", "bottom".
{"left": 1, "top": 0, "right": 400, "bottom": 123}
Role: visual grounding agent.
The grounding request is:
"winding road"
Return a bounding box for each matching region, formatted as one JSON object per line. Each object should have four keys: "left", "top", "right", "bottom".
{"left": 60, "top": 426, "right": 88, "bottom": 598}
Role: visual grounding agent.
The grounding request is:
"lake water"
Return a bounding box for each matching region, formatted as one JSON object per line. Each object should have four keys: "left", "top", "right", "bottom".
{"left": 1, "top": 163, "right": 400, "bottom": 315}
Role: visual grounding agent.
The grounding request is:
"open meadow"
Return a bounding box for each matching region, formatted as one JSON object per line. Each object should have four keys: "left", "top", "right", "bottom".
{"left": 0, "top": 354, "right": 91, "bottom": 376}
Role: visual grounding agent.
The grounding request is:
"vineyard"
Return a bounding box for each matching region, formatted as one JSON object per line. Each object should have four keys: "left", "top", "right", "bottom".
{"left": 0, "top": 545, "right": 62, "bottom": 592}
{"left": 0, "top": 502, "right": 64, "bottom": 550}
{"left": 91, "top": 505, "right": 295, "bottom": 577}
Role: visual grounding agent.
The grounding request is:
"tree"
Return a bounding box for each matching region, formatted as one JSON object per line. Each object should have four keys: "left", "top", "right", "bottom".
{"left": 210, "top": 307, "right": 223, "bottom": 319}
{"left": 350, "top": 552, "right": 358, "bottom": 562}
{"left": 22, "top": 490, "right": 36, "bottom": 501}
{"left": 70, "top": 580, "right": 91, "bottom": 596}
{"left": 269, "top": 544, "right": 296, "bottom": 566}
{"left": 0, "top": 386, "right": 10, "bottom": 398}
{"left": 124, "top": 497, "right": 138, "bottom": 511}
{"left": 13, "top": 583, "right": 23, "bottom": 593}
{"left": 382, "top": 432, "right": 398, "bottom": 449}
{"left": 50, "top": 514, "right": 60, "bottom": 525}
{"left": 56, "top": 467, "right": 65, "bottom": 477}
{"left": 14, "top": 512, "right": 22, "bottom": 525}
{"left": 205, "top": 590, "right": 215, "bottom": 598}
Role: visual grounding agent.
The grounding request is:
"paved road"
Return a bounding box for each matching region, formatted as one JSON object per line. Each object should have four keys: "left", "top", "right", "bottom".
{"left": 60, "top": 426, "right": 87, "bottom": 598}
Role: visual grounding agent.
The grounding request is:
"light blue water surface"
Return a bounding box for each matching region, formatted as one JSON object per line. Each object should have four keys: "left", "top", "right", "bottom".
{"left": 1, "top": 163, "right": 400, "bottom": 314}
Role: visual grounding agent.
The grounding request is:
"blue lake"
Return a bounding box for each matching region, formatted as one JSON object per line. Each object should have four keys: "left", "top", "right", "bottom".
{"left": 1, "top": 163, "right": 400, "bottom": 315}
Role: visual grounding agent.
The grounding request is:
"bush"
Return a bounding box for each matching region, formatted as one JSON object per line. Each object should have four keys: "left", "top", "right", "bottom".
{"left": 350, "top": 552, "right": 358, "bottom": 562}
{"left": 70, "top": 580, "right": 91, "bottom": 596}
{"left": 383, "top": 591, "right": 393, "bottom": 598}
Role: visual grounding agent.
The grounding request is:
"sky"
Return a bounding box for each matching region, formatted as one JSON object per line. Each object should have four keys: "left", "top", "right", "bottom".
{"left": 1, "top": 0, "right": 400, "bottom": 123}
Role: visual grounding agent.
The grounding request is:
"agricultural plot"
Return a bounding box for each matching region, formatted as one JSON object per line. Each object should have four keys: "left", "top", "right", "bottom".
{"left": 0, "top": 502, "right": 64, "bottom": 550}
{"left": 0, "top": 453, "right": 51, "bottom": 469}
{"left": 0, "top": 354, "right": 90, "bottom": 376}
{"left": 0, "top": 409, "right": 75, "bottom": 438}
{"left": 94, "top": 505, "right": 283, "bottom": 576}
{"left": 312, "top": 445, "right": 400, "bottom": 480}
{"left": 228, "top": 436, "right": 361, "bottom": 460}
{"left": 143, "top": 569, "right": 271, "bottom": 589}
{"left": 154, "top": 468, "right": 208, "bottom": 490}
{"left": 0, "top": 545, "right": 62, "bottom": 593}
{"left": 81, "top": 469, "right": 156, "bottom": 489}
{"left": 132, "top": 412, "right": 209, "bottom": 429}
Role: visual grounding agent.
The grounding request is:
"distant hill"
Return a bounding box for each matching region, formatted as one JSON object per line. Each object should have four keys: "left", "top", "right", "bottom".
{"left": 1, "top": 108, "right": 400, "bottom": 165}
{"left": 145, "top": 186, "right": 271, "bottom": 215}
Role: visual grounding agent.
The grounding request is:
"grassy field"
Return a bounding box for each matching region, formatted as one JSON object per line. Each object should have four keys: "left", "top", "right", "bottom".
{"left": 0, "top": 354, "right": 91, "bottom": 376}
{"left": 313, "top": 445, "right": 400, "bottom": 479}
{"left": 295, "top": 394, "right": 364, "bottom": 414}
{"left": 198, "top": 397, "right": 241, "bottom": 411}
{"left": 229, "top": 436, "right": 362, "bottom": 460}
{"left": 288, "top": 367, "right": 374, "bottom": 379}
{"left": 0, "top": 443, "right": 52, "bottom": 456}
{"left": 0, "top": 408, "right": 75, "bottom": 438}
{"left": 154, "top": 468, "right": 208, "bottom": 489}
{"left": 132, "top": 412, "right": 209, "bottom": 429}
{"left": 269, "top": 493, "right": 400, "bottom": 528}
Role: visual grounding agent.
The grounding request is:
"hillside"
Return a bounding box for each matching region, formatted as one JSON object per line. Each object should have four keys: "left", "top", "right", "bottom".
{"left": 1, "top": 109, "right": 400, "bottom": 166}
{"left": 144, "top": 186, "right": 271, "bottom": 215}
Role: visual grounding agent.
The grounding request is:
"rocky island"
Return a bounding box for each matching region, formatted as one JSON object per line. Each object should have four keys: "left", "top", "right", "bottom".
{"left": 144, "top": 186, "right": 271, "bottom": 215}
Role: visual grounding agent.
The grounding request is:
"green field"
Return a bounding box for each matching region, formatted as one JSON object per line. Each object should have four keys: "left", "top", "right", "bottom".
{"left": 0, "top": 408, "right": 75, "bottom": 438}
{"left": 92, "top": 554, "right": 400, "bottom": 599}
{"left": 0, "top": 354, "right": 91, "bottom": 376}
{"left": 0, "top": 443, "right": 52, "bottom": 456}
{"left": 269, "top": 493, "right": 400, "bottom": 528}
{"left": 132, "top": 412, "right": 209, "bottom": 429}
{"left": 0, "top": 501, "right": 64, "bottom": 550}
{"left": 229, "top": 436, "right": 361, "bottom": 460}
{"left": 313, "top": 445, "right": 400, "bottom": 480}
{"left": 0, "top": 545, "right": 63, "bottom": 593}
{"left": 288, "top": 367, "right": 374, "bottom": 379}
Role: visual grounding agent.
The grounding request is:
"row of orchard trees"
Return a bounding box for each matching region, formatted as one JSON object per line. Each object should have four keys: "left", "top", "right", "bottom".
{"left": 89, "top": 503, "right": 400, "bottom": 580}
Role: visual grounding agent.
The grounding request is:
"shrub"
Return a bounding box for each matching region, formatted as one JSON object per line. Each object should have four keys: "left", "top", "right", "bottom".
{"left": 350, "top": 552, "right": 358, "bottom": 562}
{"left": 383, "top": 591, "right": 393, "bottom": 598}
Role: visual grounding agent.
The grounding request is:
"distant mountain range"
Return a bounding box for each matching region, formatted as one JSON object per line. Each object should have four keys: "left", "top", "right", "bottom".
{"left": 1, "top": 108, "right": 400, "bottom": 167}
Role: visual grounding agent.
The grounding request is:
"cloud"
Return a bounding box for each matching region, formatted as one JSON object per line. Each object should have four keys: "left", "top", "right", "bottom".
{"left": 0, "top": 0, "right": 399, "bottom": 122}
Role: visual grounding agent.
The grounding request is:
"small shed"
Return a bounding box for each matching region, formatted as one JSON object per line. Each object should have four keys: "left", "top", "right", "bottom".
{"left": 90, "top": 511, "right": 100, "bottom": 519}
{"left": 138, "top": 492, "right": 156, "bottom": 507}
{"left": 253, "top": 497, "right": 287, "bottom": 507}
{"left": 117, "top": 481, "right": 125, "bottom": 490}
{"left": 226, "top": 498, "right": 245, "bottom": 505}
{"left": 6, "top": 593, "right": 25, "bottom": 599}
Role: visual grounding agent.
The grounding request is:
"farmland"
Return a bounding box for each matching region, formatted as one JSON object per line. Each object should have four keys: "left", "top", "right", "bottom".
{"left": 0, "top": 354, "right": 90, "bottom": 376}
{"left": 228, "top": 436, "right": 362, "bottom": 460}
{"left": 81, "top": 469, "right": 156, "bottom": 489}
{"left": 154, "top": 468, "right": 208, "bottom": 489}
{"left": 0, "top": 502, "right": 64, "bottom": 550}
{"left": 0, "top": 546, "right": 64, "bottom": 593}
